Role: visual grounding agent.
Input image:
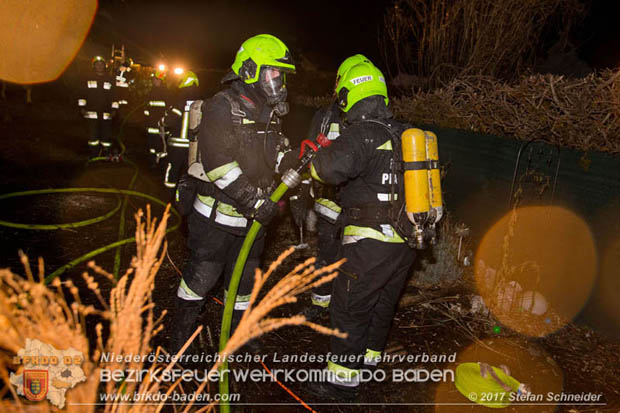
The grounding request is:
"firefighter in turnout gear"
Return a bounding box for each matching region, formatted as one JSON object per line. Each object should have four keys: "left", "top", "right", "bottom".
{"left": 144, "top": 68, "right": 171, "bottom": 168}
{"left": 169, "top": 34, "right": 296, "bottom": 353}
{"left": 303, "top": 54, "right": 373, "bottom": 321}
{"left": 78, "top": 56, "right": 118, "bottom": 158}
{"left": 307, "top": 62, "right": 419, "bottom": 400}
{"left": 163, "top": 70, "right": 200, "bottom": 192}
{"left": 114, "top": 58, "right": 134, "bottom": 109}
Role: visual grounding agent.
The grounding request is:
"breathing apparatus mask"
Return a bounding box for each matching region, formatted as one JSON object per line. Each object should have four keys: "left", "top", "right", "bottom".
{"left": 259, "top": 66, "right": 288, "bottom": 107}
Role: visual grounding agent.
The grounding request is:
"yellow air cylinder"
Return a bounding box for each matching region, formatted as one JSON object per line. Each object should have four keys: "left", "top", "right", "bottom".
{"left": 401, "top": 128, "right": 430, "bottom": 223}
{"left": 424, "top": 131, "right": 443, "bottom": 223}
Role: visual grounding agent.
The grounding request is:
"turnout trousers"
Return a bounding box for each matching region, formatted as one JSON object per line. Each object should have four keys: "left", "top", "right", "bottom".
{"left": 311, "top": 216, "right": 342, "bottom": 306}
{"left": 178, "top": 210, "right": 264, "bottom": 306}
{"left": 329, "top": 239, "right": 415, "bottom": 372}
{"left": 170, "top": 210, "right": 264, "bottom": 352}
{"left": 86, "top": 118, "right": 112, "bottom": 157}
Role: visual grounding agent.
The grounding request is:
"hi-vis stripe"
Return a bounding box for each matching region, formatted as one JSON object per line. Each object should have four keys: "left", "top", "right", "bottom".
{"left": 167, "top": 137, "right": 190, "bottom": 148}
{"left": 149, "top": 100, "right": 166, "bottom": 107}
{"left": 193, "top": 196, "right": 247, "bottom": 227}
{"left": 377, "top": 193, "right": 398, "bottom": 201}
{"left": 224, "top": 290, "right": 252, "bottom": 310}
{"left": 376, "top": 140, "right": 393, "bottom": 150}
{"left": 85, "top": 112, "right": 112, "bottom": 120}
{"left": 78, "top": 99, "right": 86, "bottom": 106}
{"left": 111, "top": 101, "right": 120, "bottom": 109}
{"left": 327, "top": 122, "right": 340, "bottom": 140}
{"left": 164, "top": 163, "right": 176, "bottom": 188}
{"left": 311, "top": 293, "right": 331, "bottom": 308}
{"left": 177, "top": 279, "right": 203, "bottom": 300}
{"left": 206, "top": 161, "right": 242, "bottom": 189}
{"left": 144, "top": 110, "right": 150, "bottom": 116}
{"left": 172, "top": 108, "right": 183, "bottom": 117}
{"left": 147, "top": 127, "right": 159, "bottom": 134}
{"left": 103, "top": 82, "right": 112, "bottom": 90}
{"left": 180, "top": 111, "right": 190, "bottom": 139}
{"left": 87, "top": 81, "right": 97, "bottom": 88}
{"left": 342, "top": 225, "right": 404, "bottom": 244}
{"left": 327, "top": 362, "right": 360, "bottom": 388}
{"left": 314, "top": 198, "right": 341, "bottom": 222}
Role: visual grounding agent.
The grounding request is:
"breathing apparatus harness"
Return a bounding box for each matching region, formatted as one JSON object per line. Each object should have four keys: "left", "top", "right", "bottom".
{"left": 177, "top": 89, "right": 287, "bottom": 217}
{"left": 345, "top": 119, "right": 442, "bottom": 249}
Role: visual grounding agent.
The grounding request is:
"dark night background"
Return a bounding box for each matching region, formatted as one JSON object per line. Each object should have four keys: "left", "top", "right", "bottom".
{"left": 89, "top": 0, "right": 620, "bottom": 75}
{"left": 91, "top": 0, "right": 393, "bottom": 72}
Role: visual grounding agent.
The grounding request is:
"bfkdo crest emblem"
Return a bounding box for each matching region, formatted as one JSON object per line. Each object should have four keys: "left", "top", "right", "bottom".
{"left": 24, "top": 370, "right": 48, "bottom": 401}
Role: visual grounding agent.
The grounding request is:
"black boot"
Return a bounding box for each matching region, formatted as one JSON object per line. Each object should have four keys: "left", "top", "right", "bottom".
{"left": 168, "top": 297, "right": 205, "bottom": 355}
{"left": 88, "top": 144, "right": 101, "bottom": 159}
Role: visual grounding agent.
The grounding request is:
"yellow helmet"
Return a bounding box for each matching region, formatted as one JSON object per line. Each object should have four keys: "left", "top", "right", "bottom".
{"left": 91, "top": 55, "right": 107, "bottom": 69}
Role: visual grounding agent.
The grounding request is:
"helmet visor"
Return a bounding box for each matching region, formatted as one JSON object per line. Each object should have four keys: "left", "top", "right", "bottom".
{"left": 259, "top": 67, "right": 287, "bottom": 99}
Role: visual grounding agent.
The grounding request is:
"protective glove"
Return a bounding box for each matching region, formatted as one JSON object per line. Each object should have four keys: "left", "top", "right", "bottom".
{"left": 278, "top": 150, "right": 300, "bottom": 174}
{"left": 253, "top": 197, "right": 279, "bottom": 226}
{"left": 175, "top": 174, "right": 199, "bottom": 216}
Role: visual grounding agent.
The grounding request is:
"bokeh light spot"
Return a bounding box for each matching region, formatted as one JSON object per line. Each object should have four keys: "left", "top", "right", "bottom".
{"left": 0, "top": 0, "right": 97, "bottom": 84}
{"left": 474, "top": 206, "right": 596, "bottom": 336}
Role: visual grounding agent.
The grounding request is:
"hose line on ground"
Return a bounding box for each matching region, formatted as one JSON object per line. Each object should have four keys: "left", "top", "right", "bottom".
{"left": 0, "top": 103, "right": 180, "bottom": 284}
{"left": 0, "top": 187, "right": 181, "bottom": 284}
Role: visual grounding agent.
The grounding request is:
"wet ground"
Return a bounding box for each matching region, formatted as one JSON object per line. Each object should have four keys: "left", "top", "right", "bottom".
{"left": 0, "top": 83, "right": 619, "bottom": 412}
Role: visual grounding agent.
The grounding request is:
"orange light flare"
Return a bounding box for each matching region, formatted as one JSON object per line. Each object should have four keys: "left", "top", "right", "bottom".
{"left": 158, "top": 64, "right": 166, "bottom": 72}
{"left": 474, "top": 206, "right": 597, "bottom": 337}
{"left": 173, "top": 67, "right": 184, "bottom": 75}
{"left": 0, "top": 0, "right": 97, "bottom": 84}
{"left": 433, "top": 337, "right": 563, "bottom": 412}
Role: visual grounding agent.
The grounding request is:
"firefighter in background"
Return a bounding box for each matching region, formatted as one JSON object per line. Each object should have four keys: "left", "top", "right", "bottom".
{"left": 169, "top": 34, "right": 296, "bottom": 353}
{"left": 143, "top": 67, "right": 171, "bottom": 168}
{"left": 306, "top": 62, "right": 419, "bottom": 400}
{"left": 163, "top": 70, "right": 200, "bottom": 192}
{"left": 78, "top": 56, "right": 118, "bottom": 158}
{"left": 114, "top": 58, "right": 134, "bottom": 109}
{"left": 300, "top": 54, "right": 373, "bottom": 321}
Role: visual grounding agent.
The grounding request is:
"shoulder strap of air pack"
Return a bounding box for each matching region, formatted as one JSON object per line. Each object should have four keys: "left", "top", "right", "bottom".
{"left": 358, "top": 119, "right": 414, "bottom": 241}
{"left": 215, "top": 89, "right": 247, "bottom": 125}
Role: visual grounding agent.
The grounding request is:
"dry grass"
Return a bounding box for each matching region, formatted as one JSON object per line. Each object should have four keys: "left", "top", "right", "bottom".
{"left": 0, "top": 206, "right": 345, "bottom": 412}
{"left": 380, "top": 0, "right": 586, "bottom": 85}
{"left": 391, "top": 71, "right": 620, "bottom": 153}
{"left": 407, "top": 214, "right": 470, "bottom": 289}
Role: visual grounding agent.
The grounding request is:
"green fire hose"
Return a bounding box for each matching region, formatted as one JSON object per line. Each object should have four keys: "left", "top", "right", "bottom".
{"left": 218, "top": 141, "right": 326, "bottom": 412}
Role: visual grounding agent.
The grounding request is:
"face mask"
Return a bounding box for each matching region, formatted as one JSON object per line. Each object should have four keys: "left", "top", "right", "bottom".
{"left": 259, "top": 67, "right": 287, "bottom": 105}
